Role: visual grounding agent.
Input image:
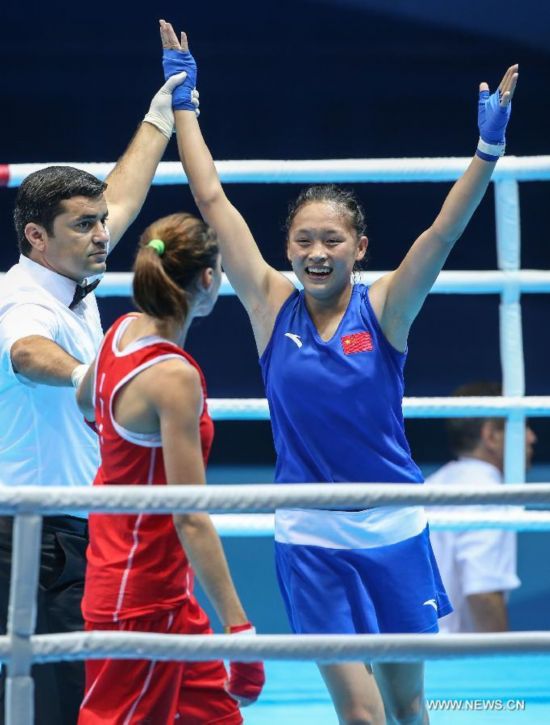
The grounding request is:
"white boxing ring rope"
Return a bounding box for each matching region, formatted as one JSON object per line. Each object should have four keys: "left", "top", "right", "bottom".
{"left": 3, "top": 155, "right": 550, "bottom": 186}
{"left": 3, "top": 486, "right": 550, "bottom": 725}
{"left": 3, "top": 483, "right": 550, "bottom": 515}
{"left": 91, "top": 269, "right": 550, "bottom": 297}
{"left": 3, "top": 154, "right": 550, "bottom": 723}
{"left": 10, "top": 631, "right": 550, "bottom": 664}
{"left": 206, "top": 395, "right": 550, "bottom": 420}
{"left": 212, "top": 509, "right": 550, "bottom": 536}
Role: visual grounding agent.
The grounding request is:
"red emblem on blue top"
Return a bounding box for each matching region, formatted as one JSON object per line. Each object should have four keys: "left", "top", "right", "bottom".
{"left": 341, "top": 331, "right": 373, "bottom": 355}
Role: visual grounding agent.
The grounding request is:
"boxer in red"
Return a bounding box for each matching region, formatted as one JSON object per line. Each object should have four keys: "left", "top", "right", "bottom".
{"left": 76, "top": 212, "right": 264, "bottom": 724}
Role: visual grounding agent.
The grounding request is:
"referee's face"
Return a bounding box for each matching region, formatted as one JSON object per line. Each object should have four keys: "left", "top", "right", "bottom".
{"left": 28, "top": 195, "right": 110, "bottom": 282}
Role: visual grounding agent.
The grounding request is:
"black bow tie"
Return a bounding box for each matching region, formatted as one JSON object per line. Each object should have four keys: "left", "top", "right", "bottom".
{"left": 69, "top": 278, "right": 100, "bottom": 309}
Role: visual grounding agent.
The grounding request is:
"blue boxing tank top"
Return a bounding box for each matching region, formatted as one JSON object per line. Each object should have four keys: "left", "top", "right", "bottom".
{"left": 259, "top": 283, "right": 423, "bottom": 485}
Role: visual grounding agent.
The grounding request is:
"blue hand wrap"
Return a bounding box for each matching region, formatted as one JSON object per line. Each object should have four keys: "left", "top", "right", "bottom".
{"left": 162, "top": 49, "right": 197, "bottom": 111}
{"left": 478, "top": 88, "right": 511, "bottom": 145}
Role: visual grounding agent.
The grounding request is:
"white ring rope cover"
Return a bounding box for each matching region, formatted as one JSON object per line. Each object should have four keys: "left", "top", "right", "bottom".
{"left": 207, "top": 395, "right": 550, "bottom": 420}
{"left": 1, "top": 484, "right": 550, "bottom": 515}
{"left": 3, "top": 155, "right": 550, "bottom": 186}
{"left": 95, "top": 269, "right": 550, "bottom": 296}
{"left": 4, "top": 270, "right": 550, "bottom": 296}
{"left": 210, "top": 510, "right": 550, "bottom": 537}
{"left": 0, "top": 631, "right": 548, "bottom": 666}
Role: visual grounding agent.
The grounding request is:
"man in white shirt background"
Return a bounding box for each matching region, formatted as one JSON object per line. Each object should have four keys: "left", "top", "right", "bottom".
{"left": 0, "top": 74, "right": 185, "bottom": 724}
{"left": 427, "top": 382, "right": 537, "bottom": 633}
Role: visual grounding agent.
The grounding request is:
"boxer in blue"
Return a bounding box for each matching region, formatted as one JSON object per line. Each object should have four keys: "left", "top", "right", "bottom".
{"left": 160, "top": 18, "right": 518, "bottom": 724}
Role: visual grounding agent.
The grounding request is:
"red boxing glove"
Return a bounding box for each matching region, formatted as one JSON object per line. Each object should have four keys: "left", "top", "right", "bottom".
{"left": 224, "top": 622, "right": 266, "bottom": 706}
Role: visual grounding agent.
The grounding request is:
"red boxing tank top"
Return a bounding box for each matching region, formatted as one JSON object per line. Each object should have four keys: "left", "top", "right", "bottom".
{"left": 82, "top": 314, "right": 214, "bottom": 623}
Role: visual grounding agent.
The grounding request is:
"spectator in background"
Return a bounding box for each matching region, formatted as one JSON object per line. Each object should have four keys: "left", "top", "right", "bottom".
{"left": 427, "top": 382, "right": 536, "bottom": 632}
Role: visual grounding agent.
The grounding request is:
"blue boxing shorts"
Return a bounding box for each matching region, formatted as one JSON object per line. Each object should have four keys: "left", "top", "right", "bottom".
{"left": 274, "top": 506, "right": 452, "bottom": 634}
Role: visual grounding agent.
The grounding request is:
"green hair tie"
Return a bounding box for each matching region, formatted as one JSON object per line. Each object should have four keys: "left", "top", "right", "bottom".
{"left": 147, "top": 239, "right": 165, "bottom": 256}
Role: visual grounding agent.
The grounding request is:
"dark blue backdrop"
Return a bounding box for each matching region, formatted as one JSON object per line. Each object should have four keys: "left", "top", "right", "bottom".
{"left": 1, "top": 0, "right": 550, "bottom": 462}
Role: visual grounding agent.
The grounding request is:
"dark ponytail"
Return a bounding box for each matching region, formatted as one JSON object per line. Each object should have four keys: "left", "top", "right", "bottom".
{"left": 133, "top": 213, "right": 219, "bottom": 323}
{"left": 133, "top": 244, "right": 188, "bottom": 322}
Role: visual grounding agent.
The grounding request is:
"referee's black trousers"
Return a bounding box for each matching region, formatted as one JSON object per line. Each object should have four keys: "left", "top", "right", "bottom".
{"left": 0, "top": 515, "right": 88, "bottom": 725}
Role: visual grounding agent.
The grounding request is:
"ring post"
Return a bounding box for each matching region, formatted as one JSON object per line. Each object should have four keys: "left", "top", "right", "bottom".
{"left": 495, "top": 179, "right": 526, "bottom": 484}
{"left": 5, "top": 514, "right": 42, "bottom": 725}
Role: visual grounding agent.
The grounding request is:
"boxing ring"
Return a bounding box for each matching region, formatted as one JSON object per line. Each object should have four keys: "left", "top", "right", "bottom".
{"left": 2, "top": 155, "right": 550, "bottom": 723}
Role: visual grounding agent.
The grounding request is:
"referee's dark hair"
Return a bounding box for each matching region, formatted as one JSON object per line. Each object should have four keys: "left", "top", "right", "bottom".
{"left": 446, "top": 381, "right": 503, "bottom": 457}
{"left": 14, "top": 166, "right": 107, "bottom": 256}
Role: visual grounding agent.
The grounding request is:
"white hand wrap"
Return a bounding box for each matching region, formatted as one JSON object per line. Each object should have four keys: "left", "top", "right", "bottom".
{"left": 477, "top": 137, "right": 506, "bottom": 159}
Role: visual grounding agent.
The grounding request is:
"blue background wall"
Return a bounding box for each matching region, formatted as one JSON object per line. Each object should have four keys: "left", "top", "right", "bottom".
{"left": 1, "top": 1, "right": 549, "bottom": 630}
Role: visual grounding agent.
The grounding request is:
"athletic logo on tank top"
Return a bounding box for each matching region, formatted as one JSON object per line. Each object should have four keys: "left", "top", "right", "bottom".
{"left": 284, "top": 333, "right": 303, "bottom": 348}
{"left": 423, "top": 598, "right": 438, "bottom": 611}
{"left": 341, "top": 331, "right": 373, "bottom": 355}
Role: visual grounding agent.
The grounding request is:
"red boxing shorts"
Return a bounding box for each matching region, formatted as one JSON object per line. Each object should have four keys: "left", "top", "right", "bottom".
{"left": 78, "top": 597, "right": 242, "bottom": 724}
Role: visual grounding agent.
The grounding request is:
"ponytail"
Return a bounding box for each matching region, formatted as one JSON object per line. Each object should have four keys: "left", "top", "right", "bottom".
{"left": 133, "top": 244, "right": 188, "bottom": 322}
{"left": 132, "top": 213, "right": 219, "bottom": 324}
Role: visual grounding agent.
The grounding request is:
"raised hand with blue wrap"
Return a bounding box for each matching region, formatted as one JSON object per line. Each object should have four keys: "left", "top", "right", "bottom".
{"left": 160, "top": 19, "right": 198, "bottom": 111}
{"left": 476, "top": 64, "right": 518, "bottom": 162}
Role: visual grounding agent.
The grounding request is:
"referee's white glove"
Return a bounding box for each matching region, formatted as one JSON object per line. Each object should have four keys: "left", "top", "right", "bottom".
{"left": 143, "top": 73, "right": 200, "bottom": 139}
{"left": 70, "top": 364, "right": 89, "bottom": 390}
